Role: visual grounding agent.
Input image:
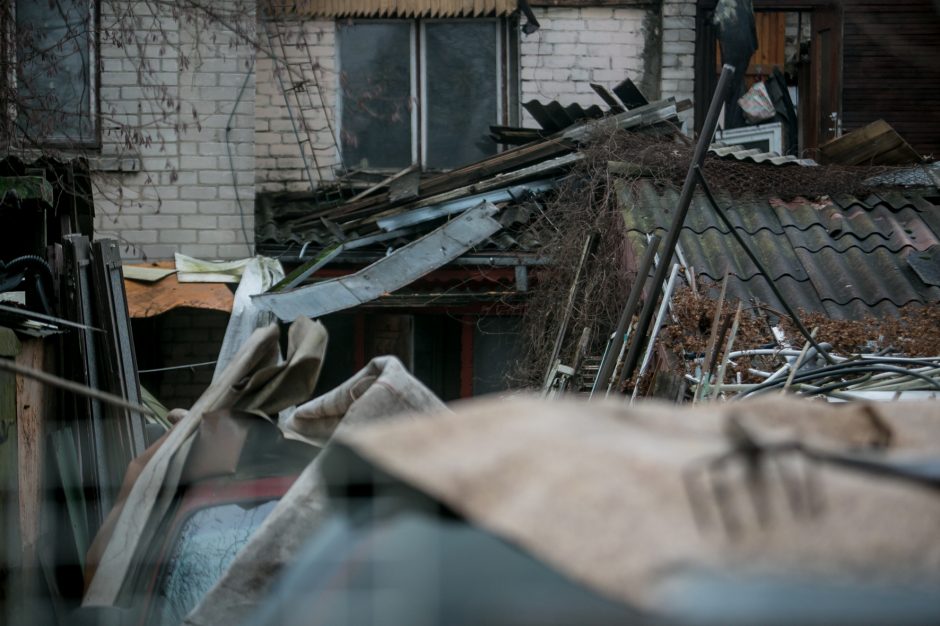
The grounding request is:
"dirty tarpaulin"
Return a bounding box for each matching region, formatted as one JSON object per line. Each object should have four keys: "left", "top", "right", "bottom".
{"left": 332, "top": 396, "right": 940, "bottom": 613}
{"left": 183, "top": 356, "right": 447, "bottom": 626}
{"left": 209, "top": 256, "right": 285, "bottom": 382}
{"left": 82, "top": 316, "right": 326, "bottom": 607}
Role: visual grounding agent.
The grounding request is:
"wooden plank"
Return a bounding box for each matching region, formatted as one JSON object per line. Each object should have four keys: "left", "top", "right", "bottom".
{"left": 819, "top": 119, "right": 923, "bottom": 165}
{"left": 15, "top": 338, "right": 48, "bottom": 575}
{"left": 0, "top": 327, "right": 21, "bottom": 604}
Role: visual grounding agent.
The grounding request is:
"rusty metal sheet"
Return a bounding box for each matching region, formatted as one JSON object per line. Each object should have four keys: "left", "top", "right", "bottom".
{"left": 123, "top": 262, "right": 233, "bottom": 318}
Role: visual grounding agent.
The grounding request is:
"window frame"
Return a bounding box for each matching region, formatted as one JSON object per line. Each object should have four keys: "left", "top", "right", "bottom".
{"left": 5, "top": 0, "right": 101, "bottom": 149}
{"left": 337, "top": 17, "right": 518, "bottom": 173}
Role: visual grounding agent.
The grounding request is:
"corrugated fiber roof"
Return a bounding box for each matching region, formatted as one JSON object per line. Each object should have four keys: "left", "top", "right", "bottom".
{"left": 618, "top": 180, "right": 940, "bottom": 319}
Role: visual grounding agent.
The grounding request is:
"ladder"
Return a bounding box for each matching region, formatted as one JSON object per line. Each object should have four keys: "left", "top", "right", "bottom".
{"left": 259, "top": 9, "right": 344, "bottom": 202}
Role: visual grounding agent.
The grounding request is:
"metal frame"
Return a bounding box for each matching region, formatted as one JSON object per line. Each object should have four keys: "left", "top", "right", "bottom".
{"left": 714, "top": 121, "right": 785, "bottom": 154}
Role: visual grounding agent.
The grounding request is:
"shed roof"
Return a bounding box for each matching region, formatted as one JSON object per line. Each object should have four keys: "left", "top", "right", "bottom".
{"left": 619, "top": 179, "right": 940, "bottom": 319}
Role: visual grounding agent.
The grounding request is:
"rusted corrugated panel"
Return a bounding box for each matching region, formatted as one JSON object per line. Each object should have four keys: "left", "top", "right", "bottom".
{"left": 124, "top": 262, "right": 234, "bottom": 318}
{"left": 266, "top": 0, "right": 516, "bottom": 17}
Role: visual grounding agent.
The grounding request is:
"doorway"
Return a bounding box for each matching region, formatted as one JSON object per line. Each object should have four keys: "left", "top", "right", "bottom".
{"left": 695, "top": 1, "right": 842, "bottom": 157}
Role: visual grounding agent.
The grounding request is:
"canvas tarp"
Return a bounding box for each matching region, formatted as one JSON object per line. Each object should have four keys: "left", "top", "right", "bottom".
{"left": 83, "top": 316, "right": 327, "bottom": 607}
{"left": 335, "top": 396, "right": 940, "bottom": 612}
{"left": 183, "top": 356, "right": 447, "bottom": 626}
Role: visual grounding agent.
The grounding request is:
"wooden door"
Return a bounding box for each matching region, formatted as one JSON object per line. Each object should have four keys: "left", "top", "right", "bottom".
{"left": 806, "top": 7, "right": 843, "bottom": 153}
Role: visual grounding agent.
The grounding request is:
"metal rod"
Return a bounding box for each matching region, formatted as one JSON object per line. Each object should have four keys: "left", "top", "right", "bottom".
{"left": 631, "top": 262, "right": 681, "bottom": 402}
{"left": 620, "top": 64, "right": 736, "bottom": 386}
{"left": 693, "top": 165, "right": 835, "bottom": 365}
{"left": 592, "top": 234, "right": 661, "bottom": 398}
{"left": 0, "top": 357, "right": 156, "bottom": 416}
{"left": 695, "top": 267, "right": 730, "bottom": 403}
{"left": 0, "top": 303, "right": 103, "bottom": 333}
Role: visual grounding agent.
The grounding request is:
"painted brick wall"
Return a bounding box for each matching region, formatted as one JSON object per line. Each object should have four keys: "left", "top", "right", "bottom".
{"left": 661, "top": 0, "right": 697, "bottom": 128}
{"left": 255, "top": 19, "right": 340, "bottom": 193}
{"left": 253, "top": 9, "right": 658, "bottom": 193}
{"left": 519, "top": 7, "right": 650, "bottom": 126}
{"left": 93, "top": 1, "right": 256, "bottom": 261}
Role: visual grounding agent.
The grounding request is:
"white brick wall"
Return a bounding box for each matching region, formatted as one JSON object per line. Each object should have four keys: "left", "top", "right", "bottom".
{"left": 253, "top": 9, "right": 656, "bottom": 192}
{"left": 661, "top": 0, "right": 697, "bottom": 128}
{"left": 91, "top": 5, "right": 696, "bottom": 254}
{"left": 255, "top": 19, "right": 339, "bottom": 193}
{"left": 93, "top": 0, "right": 257, "bottom": 261}
{"left": 519, "top": 7, "right": 649, "bottom": 127}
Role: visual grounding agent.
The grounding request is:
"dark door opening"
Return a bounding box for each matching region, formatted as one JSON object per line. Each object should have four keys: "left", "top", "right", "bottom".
{"left": 695, "top": 1, "right": 842, "bottom": 158}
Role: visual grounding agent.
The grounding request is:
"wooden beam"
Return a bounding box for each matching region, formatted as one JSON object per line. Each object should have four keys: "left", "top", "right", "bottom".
{"left": 0, "top": 327, "right": 21, "bottom": 611}
{"left": 460, "top": 317, "right": 474, "bottom": 399}
{"left": 15, "top": 338, "right": 48, "bottom": 576}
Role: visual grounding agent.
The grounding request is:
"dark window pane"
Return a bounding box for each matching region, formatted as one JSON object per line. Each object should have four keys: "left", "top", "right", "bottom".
{"left": 424, "top": 22, "right": 499, "bottom": 170}
{"left": 16, "top": 0, "right": 95, "bottom": 143}
{"left": 338, "top": 22, "right": 413, "bottom": 170}
{"left": 151, "top": 499, "right": 278, "bottom": 625}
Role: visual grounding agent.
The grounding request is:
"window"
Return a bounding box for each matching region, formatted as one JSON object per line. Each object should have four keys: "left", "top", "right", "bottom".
{"left": 10, "top": 0, "right": 98, "bottom": 145}
{"left": 338, "top": 19, "right": 517, "bottom": 172}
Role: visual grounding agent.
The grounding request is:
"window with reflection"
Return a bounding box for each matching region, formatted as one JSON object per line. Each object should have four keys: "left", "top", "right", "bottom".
{"left": 338, "top": 19, "right": 516, "bottom": 172}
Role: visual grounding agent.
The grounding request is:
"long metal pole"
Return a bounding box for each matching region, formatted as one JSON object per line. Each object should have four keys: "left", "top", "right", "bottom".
{"left": 591, "top": 234, "right": 661, "bottom": 398}
{"left": 619, "top": 64, "right": 736, "bottom": 387}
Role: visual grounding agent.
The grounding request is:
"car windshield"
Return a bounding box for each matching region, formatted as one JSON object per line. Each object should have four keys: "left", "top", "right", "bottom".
{"left": 149, "top": 499, "right": 279, "bottom": 626}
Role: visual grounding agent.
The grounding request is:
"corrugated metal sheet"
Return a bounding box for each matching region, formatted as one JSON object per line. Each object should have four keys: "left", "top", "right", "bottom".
{"left": 708, "top": 145, "right": 818, "bottom": 167}
{"left": 266, "top": 0, "right": 517, "bottom": 18}
{"left": 618, "top": 180, "right": 940, "bottom": 319}
{"left": 253, "top": 202, "right": 505, "bottom": 320}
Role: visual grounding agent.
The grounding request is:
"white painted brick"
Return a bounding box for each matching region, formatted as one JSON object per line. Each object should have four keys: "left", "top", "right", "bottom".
{"left": 198, "top": 230, "right": 236, "bottom": 244}
{"left": 181, "top": 215, "right": 217, "bottom": 229}
{"left": 160, "top": 230, "right": 197, "bottom": 244}
{"left": 142, "top": 215, "right": 180, "bottom": 229}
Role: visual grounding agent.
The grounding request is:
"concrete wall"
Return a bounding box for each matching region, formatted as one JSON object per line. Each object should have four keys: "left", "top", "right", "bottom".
{"left": 93, "top": 0, "right": 256, "bottom": 261}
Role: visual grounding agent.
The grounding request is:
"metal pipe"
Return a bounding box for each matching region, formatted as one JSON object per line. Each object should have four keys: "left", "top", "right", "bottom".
{"left": 591, "top": 234, "right": 661, "bottom": 398}
{"left": 619, "top": 64, "right": 736, "bottom": 386}
{"left": 631, "top": 262, "right": 681, "bottom": 402}
{"left": 693, "top": 166, "right": 835, "bottom": 365}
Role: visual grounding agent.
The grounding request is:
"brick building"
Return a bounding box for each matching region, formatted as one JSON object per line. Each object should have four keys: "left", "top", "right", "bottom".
{"left": 90, "top": 1, "right": 696, "bottom": 259}
{"left": 70, "top": 0, "right": 939, "bottom": 405}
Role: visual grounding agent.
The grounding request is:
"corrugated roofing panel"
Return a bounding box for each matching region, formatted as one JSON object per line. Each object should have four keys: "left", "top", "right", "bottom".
{"left": 267, "top": 0, "right": 517, "bottom": 17}
{"left": 618, "top": 180, "right": 940, "bottom": 319}
{"left": 708, "top": 144, "right": 818, "bottom": 167}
